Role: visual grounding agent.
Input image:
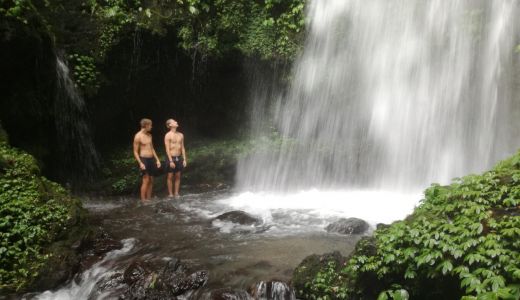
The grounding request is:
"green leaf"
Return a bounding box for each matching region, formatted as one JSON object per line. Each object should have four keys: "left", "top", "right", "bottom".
{"left": 441, "top": 260, "right": 453, "bottom": 275}
{"left": 377, "top": 291, "right": 389, "bottom": 300}
{"left": 188, "top": 5, "right": 198, "bottom": 14}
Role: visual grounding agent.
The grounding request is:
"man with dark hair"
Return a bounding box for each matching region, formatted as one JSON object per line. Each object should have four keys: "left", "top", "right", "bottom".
{"left": 164, "top": 119, "right": 187, "bottom": 198}
{"left": 133, "top": 118, "right": 161, "bottom": 202}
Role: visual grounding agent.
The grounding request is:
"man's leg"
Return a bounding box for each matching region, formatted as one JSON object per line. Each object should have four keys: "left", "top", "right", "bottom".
{"left": 167, "top": 172, "right": 174, "bottom": 197}
{"left": 146, "top": 176, "right": 154, "bottom": 199}
{"left": 174, "top": 172, "right": 181, "bottom": 196}
{"left": 140, "top": 175, "right": 150, "bottom": 201}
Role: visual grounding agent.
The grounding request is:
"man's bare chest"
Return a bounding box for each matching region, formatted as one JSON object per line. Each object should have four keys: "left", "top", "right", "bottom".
{"left": 140, "top": 135, "right": 152, "bottom": 146}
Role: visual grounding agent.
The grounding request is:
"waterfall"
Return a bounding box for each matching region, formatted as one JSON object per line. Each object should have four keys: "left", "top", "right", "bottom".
{"left": 55, "top": 54, "right": 99, "bottom": 181}
{"left": 237, "top": 0, "right": 520, "bottom": 192}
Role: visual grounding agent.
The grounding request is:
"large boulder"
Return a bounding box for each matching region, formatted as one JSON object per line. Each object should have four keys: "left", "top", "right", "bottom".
{"left": 325, "top": 217, "right": 369, "bottom": 235}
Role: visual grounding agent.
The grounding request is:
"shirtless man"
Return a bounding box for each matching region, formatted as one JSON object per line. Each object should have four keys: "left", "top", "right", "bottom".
{"left": 133, "top": 118, "right": 161, "bottom": 202}
{"left": 164, "top": 119, "right": 187, "bottom": 198}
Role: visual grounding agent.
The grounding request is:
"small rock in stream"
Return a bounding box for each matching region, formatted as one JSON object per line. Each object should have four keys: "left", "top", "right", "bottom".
{"left": 325, "top": 217, "right": 369, "bottom": 235}
{"left": 214, "top": 211, "right": 261, "bottom": 225}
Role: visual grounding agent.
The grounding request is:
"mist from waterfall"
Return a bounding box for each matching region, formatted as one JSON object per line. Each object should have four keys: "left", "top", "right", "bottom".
{"left": 237, "top": 0, "right": 520, "bottom": 192}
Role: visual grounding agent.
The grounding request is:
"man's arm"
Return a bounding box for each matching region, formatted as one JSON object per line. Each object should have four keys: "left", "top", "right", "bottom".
{"left": 181, "top": 134, "right": 187, "bottom": 167}
{"left": 165, "top": 133, "right": 175, "bottom": 167}
{"left": 133, "top": 135, "right": 145, "bottom": 170}
{"left": 152, "top": 141, "right": 161, "bottom": 168}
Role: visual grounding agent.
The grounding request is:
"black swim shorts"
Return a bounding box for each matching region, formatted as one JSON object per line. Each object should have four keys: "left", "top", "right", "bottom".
{"left": 166, "top": 156, "right": 184, "bottom": 173}
{"left": 140, "top": 157, "right": 158, "bottom": 176}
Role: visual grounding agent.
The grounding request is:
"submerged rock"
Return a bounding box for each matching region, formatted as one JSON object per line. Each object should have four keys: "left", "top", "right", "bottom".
{"left": 325, "top": 217, "right": 369, "bottom": 235}
{"left": 214, "top": 211, "right": 261, "bottom": 225}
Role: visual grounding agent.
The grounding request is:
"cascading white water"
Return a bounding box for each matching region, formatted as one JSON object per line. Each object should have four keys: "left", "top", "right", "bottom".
{"left": 237, "top": 0, "right": 520, "bottom": 192}
{"left": 55, "top": 55, "right": 99, "bottom": 180}
{"left": 31, "top": 239, "right": 136, "bottom": 300}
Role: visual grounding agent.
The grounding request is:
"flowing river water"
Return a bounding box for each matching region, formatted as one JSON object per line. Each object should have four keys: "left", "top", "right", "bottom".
{"left": 26, "top": 190, "right": 420, "bottom": 299}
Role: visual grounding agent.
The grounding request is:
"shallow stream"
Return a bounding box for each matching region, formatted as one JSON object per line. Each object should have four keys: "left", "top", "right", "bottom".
{"left": 30, "top": 189, "right": 420, "bottom": 299}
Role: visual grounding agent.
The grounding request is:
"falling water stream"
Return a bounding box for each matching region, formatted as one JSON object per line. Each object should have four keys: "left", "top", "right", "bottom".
{"left": 238, "top": 0, "right": 520, "bottom": 191}
{"left": 55, "top": 55, "right": 99, "bottom": 180}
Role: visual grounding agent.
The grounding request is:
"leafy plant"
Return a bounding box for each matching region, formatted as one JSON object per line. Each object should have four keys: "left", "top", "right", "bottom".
{"left": 304, "top": 261, "right": 350, "bottom": 300}
{"left": 0, "top": 143, "right": 79, "bottom": 292}
{"left": 68, "top": 53, "right": 100, "bottom": 95}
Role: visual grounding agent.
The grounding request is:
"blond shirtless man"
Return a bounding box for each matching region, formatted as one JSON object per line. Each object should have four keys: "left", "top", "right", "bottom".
{"left": 164, "top": 119, "right": 187, "bottom": 198}
{"left": 133, "top": 118, "right": 161, "bottom": 201}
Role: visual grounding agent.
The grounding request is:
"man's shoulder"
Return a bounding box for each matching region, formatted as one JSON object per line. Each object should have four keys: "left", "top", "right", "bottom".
{"left": 165, "top": 131, "right": 174, "bottom": 139}
{"left": 134, "top": 131, "right": 142, "bottom": 140}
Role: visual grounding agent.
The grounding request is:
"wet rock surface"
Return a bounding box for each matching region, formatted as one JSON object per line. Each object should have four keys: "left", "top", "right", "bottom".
{"left": 122, "top": 257, "right": 208, "bottom": 299}
{"left": 208, "top": 288, "right": 253, "bottom": 300}
{"left": 326, "top": 217, "right": 369, "bottom": 235}
{"left": 212, "top": 210, "right": 272, "bottom": 234}
{"left": 90, "top": 256, "right": 210, "bottom": 299}
{"left": 214, "top": 210, "right": 262, "bottom": 225}
{"left": 78, "top": 230, "right": 122, "bottom": 271}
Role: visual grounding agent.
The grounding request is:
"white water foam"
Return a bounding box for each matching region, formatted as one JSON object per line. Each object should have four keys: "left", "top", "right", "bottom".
{"left": 30, "top": 238, "right": 136, "bottom": 300}
{"left": 218, "top": 190, "right": 421, "bottom": 225}
{"left": 179, "top": 190, "right": 421, "bottom": 235}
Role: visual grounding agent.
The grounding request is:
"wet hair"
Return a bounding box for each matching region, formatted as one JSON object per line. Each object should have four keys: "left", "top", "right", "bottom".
{"left": 165, "top": 119, "right": 174, "bottom": 128}
{"left": 140, "top": 118, "right": 152, "bottom": 128}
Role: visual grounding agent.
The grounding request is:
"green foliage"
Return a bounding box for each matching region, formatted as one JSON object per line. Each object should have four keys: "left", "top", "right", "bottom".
{"left": 305, "top": 150, "right": 520, "bottom": 299}
{"left": 304, "top": 261, "right": 350, "bottom": 300}
{"left": 378, "top": 289, "right": 410, "bottom": 300}
{"left": 82, "top": 0, "right": 306, "bottom": 61}
{"left": 0, "top": 143, "right": 77, "bottom": 292}
{"left": 100, "top": 149, "right": 140, "bottom": 194}
{"left": 83, "top": 0, "right": 140, "bottom": 59}
{"left": 0, "top": 0, "right": 39, "bottom": 24}
{"left": 237, "top": 0, "right": 305, "bottom": 60}
{"left": 68, "top": 53, "right": 100, "bottom": 95}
